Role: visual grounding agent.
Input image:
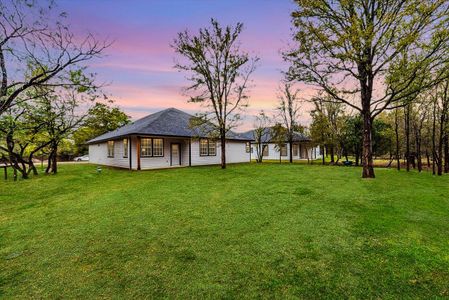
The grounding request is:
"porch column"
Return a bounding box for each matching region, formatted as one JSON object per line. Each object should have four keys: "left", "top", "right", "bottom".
{"left": 188, "top": 139, "right": 191, "bottom": 166}
{"left": 129, "top": 136, "right": 132, "bottom": 170}
{"left": 137, "top": 136, "right": 141, "bottom": 170}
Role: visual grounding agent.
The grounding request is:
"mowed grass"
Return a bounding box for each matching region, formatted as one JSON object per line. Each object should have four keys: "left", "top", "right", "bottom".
{"left": 1, "top": 163, "right": 448, "bottom": 299}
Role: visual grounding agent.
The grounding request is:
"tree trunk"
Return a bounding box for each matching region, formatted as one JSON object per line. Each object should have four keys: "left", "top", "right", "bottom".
{"left": 289, "top": 140, "right": 293, "bottom": 163}
{"left": 416, "top": 137, "right": 422, "bottom": 172}
{"left": 444, "top": 135, "right": 449, "bottom": 173}
{"left": 432, "top": 97, "right": 437, "bottom": 175}
{"left": 361, "top": 110, "right": 375, "bottom": 178}
{"left": 329, "top": 145, "right": 335, "bottom": 164}
{"left": 404, "top": 105, "right": 411, "bottom": 172}
{"left": 394, "top": 109, "right": 401, "bottom": 171}
{"left": 52, "top": 148, "right": 58, "bottom": 174}
{"left": 46, "top": 151, "right": 53, "bottom": 174}
{"left": 220, "top": 128, "right": 226, "bottom": 169}
{"left": 322, "top": 145, "right": 325, "bottom": 165}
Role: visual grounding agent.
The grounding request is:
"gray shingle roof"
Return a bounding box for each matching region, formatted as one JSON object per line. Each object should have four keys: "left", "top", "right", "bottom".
{"left": 241, "top": 128, "right": 311, "bottom": 143}
{"left": 86, "top": 108, "right": 251, "bottom": 144}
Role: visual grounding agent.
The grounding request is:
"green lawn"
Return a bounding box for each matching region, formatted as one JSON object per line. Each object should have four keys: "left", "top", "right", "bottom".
{"left": 1, "top": 163, "right": 448, "bottom": 298}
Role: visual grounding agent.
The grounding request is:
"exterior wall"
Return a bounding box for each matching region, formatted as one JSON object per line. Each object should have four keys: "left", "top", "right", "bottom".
{"left": 190, "top": 140, "right": 251, "bottom": 166}
{"left": 89, "top": 139, "right": 131, "bottom": 168}
{"left": 139, "top": 137, "right": 190, "bottom": 170}
{"left": 250, "top": 142, "right": 321, "bottom": 161}
{"left": 89, "top": 137, "right": 251, "bottom": 170}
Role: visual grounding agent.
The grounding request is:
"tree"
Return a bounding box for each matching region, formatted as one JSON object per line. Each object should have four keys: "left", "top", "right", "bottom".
{"left": 252, "top": 111, "right": 270, "bottom": 163}
{"left": 309, "top": 102, "right": 332, "bottom": 165}
{"left": 271, "top": 124, "right": 287, "bottom": 163}
{"left": 0, "top": 66, "right": 102, "bottom": 178}
{"left": 342, "top": 115, "right": 363, "bottom": 166}
{"left": 276, "top": 83, "right": 301, "bottom": 163}
{"left": 73, "top": 102, "right": 130, "bottom": 155}
{"left": 173, "top": 19, "right": 259, "bottom": 169}
{"left": 286, "top": 0, "right": 449, "bottom": 178}
{"left": 0, "top": 0, "right": 108, "bottom": 116}
{"left": 0, "top": 104, "right": 50, "bottom": 179}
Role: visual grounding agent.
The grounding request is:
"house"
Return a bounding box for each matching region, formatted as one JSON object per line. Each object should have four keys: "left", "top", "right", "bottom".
{"left": 87, "top": 108, "right": 252, "bottom": 170}
{"left": 242, "top": 128, "right": 321, "bottom": 161}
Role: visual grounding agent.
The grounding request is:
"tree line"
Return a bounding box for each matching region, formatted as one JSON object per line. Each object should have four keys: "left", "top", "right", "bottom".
{"left": 174, "top": 1, "right": 449, "bottom": 179}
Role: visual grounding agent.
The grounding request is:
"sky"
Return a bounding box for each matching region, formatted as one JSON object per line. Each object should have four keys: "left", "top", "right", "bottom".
{"left": 59, "top": 0, "right": 308, "bottom": 130}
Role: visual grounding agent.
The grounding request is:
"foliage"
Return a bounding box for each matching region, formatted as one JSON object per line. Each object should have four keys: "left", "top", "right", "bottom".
{"left": 73, "top": 102, "right": 130, "bottom": 155}
{"left": 173, "top": 18, "right": 259, "bottom": 169}
{"left": 286, "top": 0, "right": 449, "bottom": 178}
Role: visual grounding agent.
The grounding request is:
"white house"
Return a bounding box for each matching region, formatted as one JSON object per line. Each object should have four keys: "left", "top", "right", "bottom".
{"left": 87, "top": 108, "right": 252, "bottom": 170}
{"left": 242, "top": 128, "right": 321, "bottom": 161}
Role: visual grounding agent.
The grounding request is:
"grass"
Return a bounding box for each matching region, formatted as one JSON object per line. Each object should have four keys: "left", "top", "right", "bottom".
{"left": 1, "top": 163, "right": 448, "bottom": 298}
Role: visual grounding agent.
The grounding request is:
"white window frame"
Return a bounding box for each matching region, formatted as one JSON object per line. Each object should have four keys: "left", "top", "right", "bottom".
{"left": 107, "top": 141, "right": 114, "bottom": 157}
{"left": 123, "top": 138, "right": 128, "bottom": 158}
{"left": 199, "top": 139, "right": 216, "bottom": 156}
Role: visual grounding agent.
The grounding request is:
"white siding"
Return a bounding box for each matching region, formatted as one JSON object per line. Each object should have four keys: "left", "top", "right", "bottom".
{"left": 251, "top": 142, "right": 321, "bottom": 161}
{"left": 89, "top": 139, "right": 131, "bottom": 168}
{"left": 190, "top": 140, "right": 251, "bottom": 166}
{"left": 139, "top": 138, "right": 190, "bottom": 170}
{"left": 89, "top": 137, "right": 250, "bottom": 170}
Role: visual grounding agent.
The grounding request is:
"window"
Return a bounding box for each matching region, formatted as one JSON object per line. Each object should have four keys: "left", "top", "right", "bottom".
{"left": 123, "top": 139, "right": 128, "bottom": 158}
{"left": 280, "top": 144, "right": 288, "bottom": 156}
{"left": 140, "top": 138, "right": 164, "bottom": 157}
{"left": 246, "top": 142, "right": 251, "bottom": 153}
{"left": 141, "top": 138, "right": 152, "bottom": 157}
{"left": 292, "top": 144, "right": 299, "bottom": 157}
{"left": 153, "top": 138, "right": 164, "bottom": 157}
{"left": 107, "top": 141, "right": 114, "bottom": 157}
{"left": 200, "top": 139, "right": 208, "bottom": 156}
{"left": 200, "top": 139, "right": 216, "bottom": 156}
{"left": 208, "top": 140, "right": 216, "bottom": 156}
{"left": 262, "top": 144, "right": 269, "bottom": 156}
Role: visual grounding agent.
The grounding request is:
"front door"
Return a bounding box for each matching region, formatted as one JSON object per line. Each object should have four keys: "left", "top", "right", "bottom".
{"left": 170, "top": 143, "right": 181, "bottom": 166}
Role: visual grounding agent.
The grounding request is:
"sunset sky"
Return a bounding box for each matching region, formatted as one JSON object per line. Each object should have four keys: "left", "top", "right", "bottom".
{"left": 60, "top": 0, "right": 311, "bottom": 129}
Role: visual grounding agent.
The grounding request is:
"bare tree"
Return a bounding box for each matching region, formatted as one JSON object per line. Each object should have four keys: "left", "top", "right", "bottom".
{"left": 276, "top": 83, "right": 301, "bottom": 163}
{"left": 173, "top": 19, "right": 259, "bottom": 169}
{"left": 253, "top": 111, "right": 270, "bottom": 163}
{"left": 285, "top": 0, "right": 449, "bottom": 178}
{"left": 0, "top": 0, "right": 109, "bottom": 115}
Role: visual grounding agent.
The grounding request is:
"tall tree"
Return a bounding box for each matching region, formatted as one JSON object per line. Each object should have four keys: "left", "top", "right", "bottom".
{"left": 0, "top": 0, "right": 108, "bottom": 116}
{"left": 173, "top": 19, "right": 259, "bottom": 169}
{"left": 285, "top": 0, "right": 449, "bottom": 178}
{"left": 276, "top": 83, "right": 301, "bottom": 163}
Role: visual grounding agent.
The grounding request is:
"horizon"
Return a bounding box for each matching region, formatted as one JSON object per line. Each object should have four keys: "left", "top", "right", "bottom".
{"left": 59, "top": 0, "right": 316, "bottom": 130}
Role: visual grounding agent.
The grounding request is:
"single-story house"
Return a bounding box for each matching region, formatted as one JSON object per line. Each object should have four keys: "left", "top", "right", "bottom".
{"left": 87, "top": 108, "right": 252, "bottom": 170}
{"left": 241, "top": 128, "right": 321, "bottom": 161}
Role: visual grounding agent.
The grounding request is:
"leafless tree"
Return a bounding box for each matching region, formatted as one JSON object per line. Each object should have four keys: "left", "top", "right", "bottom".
{"left": 252, "top": 111, "right": 270, "bottom": 163}
{"left": 276, "top": 83, "right": 301, "bottom": 163}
